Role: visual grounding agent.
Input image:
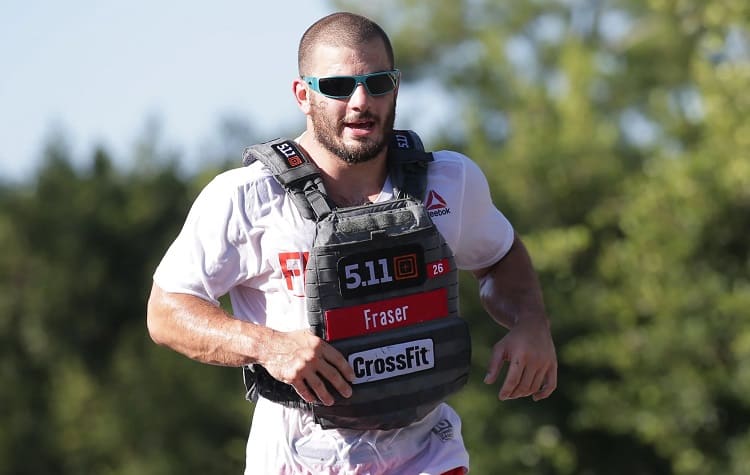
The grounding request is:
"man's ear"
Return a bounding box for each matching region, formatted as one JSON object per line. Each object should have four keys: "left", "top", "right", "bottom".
{"left": 293, "top": 78, "right": 312, "bottom": 114}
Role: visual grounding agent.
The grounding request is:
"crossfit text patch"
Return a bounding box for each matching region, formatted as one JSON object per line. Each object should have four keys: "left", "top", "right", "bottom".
{"left": 349, "top": 339, "right": 435, "bottom": 384}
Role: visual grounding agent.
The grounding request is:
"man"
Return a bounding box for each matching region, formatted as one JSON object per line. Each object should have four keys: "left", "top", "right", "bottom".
{"left": 147, "top": 11, "right": 557, "bottom": 474}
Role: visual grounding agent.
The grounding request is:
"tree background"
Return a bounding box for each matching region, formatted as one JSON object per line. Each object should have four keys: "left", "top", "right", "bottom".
{"left": 1, "top": 0, "right": 748, "bottom": 473}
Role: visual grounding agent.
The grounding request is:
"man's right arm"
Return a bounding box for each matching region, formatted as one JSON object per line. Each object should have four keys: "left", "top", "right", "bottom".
{"left": 146, "top": 283, "right": 353, "bottom": 405}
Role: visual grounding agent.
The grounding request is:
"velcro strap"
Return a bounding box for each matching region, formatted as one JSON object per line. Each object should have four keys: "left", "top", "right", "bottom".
{"left": 388, "top": 130, "right": 433, "bottom": 200}
{"left": 243, "top": 138, "right": 332, "bottom": 220}
{"left": 242, "top": 139, "right": 320, "bottom": 188}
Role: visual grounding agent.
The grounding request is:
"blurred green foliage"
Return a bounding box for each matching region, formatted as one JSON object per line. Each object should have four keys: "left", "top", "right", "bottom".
{"left": 0, "top": 138, "right": 250, "bottom": 474}
{"left": 1, "top": 0, "right": 748, "bottom": 473}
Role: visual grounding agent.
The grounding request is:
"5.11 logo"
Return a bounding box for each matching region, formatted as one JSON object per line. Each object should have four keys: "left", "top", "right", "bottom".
{"left": 338, "top": 244, "right": 426, "bottom": 298}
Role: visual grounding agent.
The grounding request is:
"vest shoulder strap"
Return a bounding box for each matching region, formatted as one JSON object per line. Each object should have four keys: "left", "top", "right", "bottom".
{"left": 388, "top": 130, "right": 433, "bottom": 201}
{"left": 242, "top": 138, "right": 332, "bottom": 220}
{"left": 242, "top": 130, "right": 434, "bottom": 219}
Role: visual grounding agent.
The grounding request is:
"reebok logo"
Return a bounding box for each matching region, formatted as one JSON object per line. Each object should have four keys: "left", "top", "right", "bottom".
{"left": 348, "top": 339, "right": 434, "bottom": 384}
{"left": 425, "top": 190, "right": 451, "bottom": 217}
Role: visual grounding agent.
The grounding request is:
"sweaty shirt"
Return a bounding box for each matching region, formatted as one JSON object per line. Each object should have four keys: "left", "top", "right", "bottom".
{"left": 153, "top": 148, "right": 514, "bottom": 474}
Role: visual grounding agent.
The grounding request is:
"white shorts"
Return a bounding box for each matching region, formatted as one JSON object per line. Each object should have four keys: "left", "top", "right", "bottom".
{"left": 244, "top": 398, "right": 469, "bottom": 474}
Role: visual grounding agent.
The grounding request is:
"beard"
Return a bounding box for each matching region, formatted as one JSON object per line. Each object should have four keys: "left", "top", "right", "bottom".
{"left": 310, "top": 97, "right": 396, "bottom": 165}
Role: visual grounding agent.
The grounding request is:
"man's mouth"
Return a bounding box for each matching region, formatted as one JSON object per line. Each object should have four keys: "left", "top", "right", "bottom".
{"left": 344, "top": 120, "right": 375, "bottom": 130}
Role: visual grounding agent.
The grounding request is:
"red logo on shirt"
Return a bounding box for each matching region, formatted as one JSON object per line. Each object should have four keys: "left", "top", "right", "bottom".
{"left": 425, "top": 190, "right": 451, "bottom": 217}
{"left": 425, "top": 190, "right": 447, "bottom": 210}
{"left": 279, "top": 251, "right": 309, "bottom": 297}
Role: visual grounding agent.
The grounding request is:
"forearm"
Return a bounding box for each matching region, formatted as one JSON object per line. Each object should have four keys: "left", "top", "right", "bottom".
{"left": 147, "top": 282, "right": 355, "bottom": 404}
{"left": 146, "top": 282, "right": 273, "bottom": 367}
{"left": 474, "top": 234, "right": 558, "bottom": 400}
{"left": 474, "top": 233, "right": 549, "bottom": 330}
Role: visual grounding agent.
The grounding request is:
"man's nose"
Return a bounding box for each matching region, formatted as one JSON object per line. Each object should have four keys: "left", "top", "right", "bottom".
{"left": 347, "top": 83, "right": 370, "bottom": 108}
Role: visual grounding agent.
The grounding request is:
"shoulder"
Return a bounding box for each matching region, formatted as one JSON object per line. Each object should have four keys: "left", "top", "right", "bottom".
{"left": 430, "top": 149, "right": 484, "bottom": 170}
{"left": 427, "top": 150, "right": 488, "bottom": 184}
{"left": 207, "top": 161, "right": 276, "bottom": 189}
{"left": 183, "top": 162, "right": 292, "bottom": 226}
{"left": 421, "top": 150, "right": 491, "bottom": 227}
{"left": 199, "top": 162, "right": 283, "bottom": 203}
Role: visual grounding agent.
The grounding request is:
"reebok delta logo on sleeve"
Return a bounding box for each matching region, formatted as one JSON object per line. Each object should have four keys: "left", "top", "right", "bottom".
{"left": 424, "top": 190, "right": 451, "bottom": 218}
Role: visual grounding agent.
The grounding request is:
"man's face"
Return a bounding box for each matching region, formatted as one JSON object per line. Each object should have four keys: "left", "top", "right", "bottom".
{"left": 305, "top": 40, "right": 397, "bottom": 164}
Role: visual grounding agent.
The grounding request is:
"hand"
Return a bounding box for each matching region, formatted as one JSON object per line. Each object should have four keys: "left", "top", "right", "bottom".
{"left": 261, "top": 329, "right": 355, "bottom": 406}
{"left": 483, "top": 318, "right": 557, "bottom": 401}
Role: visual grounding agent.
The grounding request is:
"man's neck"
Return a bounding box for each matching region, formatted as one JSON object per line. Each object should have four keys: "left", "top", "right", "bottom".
{"left": 298, "top": 134, "right": 388, "bottom": 207}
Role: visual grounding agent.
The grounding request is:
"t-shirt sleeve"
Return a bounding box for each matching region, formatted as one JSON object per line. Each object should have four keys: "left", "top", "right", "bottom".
{"left": 452, "top": 155, "right": 514, "bottom": 270}
{"left": 153, "top": 173, "right": 260, "bottom": 305}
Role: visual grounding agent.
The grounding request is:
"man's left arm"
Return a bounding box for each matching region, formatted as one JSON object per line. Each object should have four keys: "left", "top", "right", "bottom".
{"left": 472, "top": 232, "right": 557, "bottom": 401}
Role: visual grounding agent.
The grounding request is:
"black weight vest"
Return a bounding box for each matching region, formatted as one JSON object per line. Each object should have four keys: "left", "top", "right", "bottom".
{"left": 241, "top": 130, "right": 471, "bottom": 430}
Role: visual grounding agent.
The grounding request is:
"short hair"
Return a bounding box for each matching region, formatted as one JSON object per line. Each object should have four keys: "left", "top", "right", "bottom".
{"left": 298, "top": 12, "right": 394, "bottom": 76}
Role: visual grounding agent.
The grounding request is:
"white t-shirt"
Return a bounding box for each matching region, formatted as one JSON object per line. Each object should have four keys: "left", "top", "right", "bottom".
{"left": 154, "top": 149, "right": 514, "bottom": 474}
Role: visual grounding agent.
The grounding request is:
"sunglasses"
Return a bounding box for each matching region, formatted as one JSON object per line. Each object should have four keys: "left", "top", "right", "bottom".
{"left": 302, "top": 70, "right": 400, "bottom": 99}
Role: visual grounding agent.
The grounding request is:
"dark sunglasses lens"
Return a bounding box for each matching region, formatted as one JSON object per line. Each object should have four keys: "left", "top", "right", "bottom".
{"left": 365, "top": 74, "right": 395, "bottom": 94}
{"left": 318, "top": 77, "right": 356, "bottom": 97}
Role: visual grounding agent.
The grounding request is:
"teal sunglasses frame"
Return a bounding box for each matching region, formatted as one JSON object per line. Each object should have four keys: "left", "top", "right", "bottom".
{"left": 302, "top": 70, "right": 401, "bottom": 99}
